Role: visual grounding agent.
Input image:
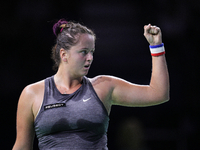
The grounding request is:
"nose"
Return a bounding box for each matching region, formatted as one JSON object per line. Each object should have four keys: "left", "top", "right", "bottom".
{"left": 87, "top": 52, "right": 93, "bottom": 62}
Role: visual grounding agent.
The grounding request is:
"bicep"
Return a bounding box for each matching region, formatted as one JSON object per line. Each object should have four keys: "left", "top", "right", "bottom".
{"left": 111, "top": 77, "right": 163, "bottom": 107}
{"left": 13, "top": 87, "right": 35, "bottom": 150}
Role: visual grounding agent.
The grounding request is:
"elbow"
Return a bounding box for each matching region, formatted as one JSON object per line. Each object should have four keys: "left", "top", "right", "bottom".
{"left": 163, "top": 96, "right": 170, "bottom": 103}
{"left": 159, "top": 93, "right": 170, "bottom": 103}
{"left": 158, "top": 87, "right": 170, "bottom": 103}
{"left": 166, "top": 93, "right": 170, "bottom": 101}
{"left": 153, "top": 92, "right": 170, "bottom": 105}
{"left": 164, "top": 90, "right": 170, "bottom": 102}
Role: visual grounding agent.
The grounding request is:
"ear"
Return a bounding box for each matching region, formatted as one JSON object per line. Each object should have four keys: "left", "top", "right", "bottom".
{"left": 60, "top": 48, "right": 68, "bottom": 62}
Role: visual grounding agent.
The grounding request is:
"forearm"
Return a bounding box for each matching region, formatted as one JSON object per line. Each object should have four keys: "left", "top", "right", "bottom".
{"left": 150, "top": 54, "right": 170, "bottom": 101}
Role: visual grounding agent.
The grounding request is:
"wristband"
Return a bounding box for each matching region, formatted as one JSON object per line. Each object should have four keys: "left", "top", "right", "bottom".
{"left": 149, "top": 43, "right": 165, "bottom": 56}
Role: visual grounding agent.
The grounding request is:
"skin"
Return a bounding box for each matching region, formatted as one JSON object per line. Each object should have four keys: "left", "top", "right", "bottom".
{"left": 12, "top": 24, "right": 169, "bottom": 150}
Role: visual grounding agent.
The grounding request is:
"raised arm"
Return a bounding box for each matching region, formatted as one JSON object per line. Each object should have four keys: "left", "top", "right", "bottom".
{"left": 111, "top": 24, "right": 169, "bottom": 106}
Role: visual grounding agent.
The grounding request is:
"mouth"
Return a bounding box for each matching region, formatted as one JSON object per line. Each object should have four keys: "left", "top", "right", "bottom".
{"left": 84, "top": 64, "right": 90, "bottom": 69}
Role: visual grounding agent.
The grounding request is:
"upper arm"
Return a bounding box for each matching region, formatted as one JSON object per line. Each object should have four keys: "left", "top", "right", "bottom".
{"left": 13, "top": 85, "right": 36, "bottom": 150}
{"left": 111, "top": 77, "right": 167, "bottom": 107}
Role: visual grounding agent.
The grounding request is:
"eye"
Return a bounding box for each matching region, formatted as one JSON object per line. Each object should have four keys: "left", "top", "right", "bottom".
{"left": 91, "top": 49, "right": 95, "bottom": 54}
{"left": 81, "top": 50, "right": 88, "bottom": 55}
{"left": 89, "top": 49, "right": 95, "bottom": 56}
{"left": 80, "top": 49, "right": 95, "bottom": 56}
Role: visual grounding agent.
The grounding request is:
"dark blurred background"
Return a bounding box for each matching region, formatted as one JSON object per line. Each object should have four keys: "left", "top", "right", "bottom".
{"left": 1, "top": 0, "right": 200, "bottom": 149}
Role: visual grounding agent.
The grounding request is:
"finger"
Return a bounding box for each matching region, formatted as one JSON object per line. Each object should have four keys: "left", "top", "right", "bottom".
{"left": 144, "top": 24, "right": 151, "bottom": 30}
{"left": 148, "top": 26, "right": 160, "bottom": 35}
{"left": 144, "top": 24, "right": 151, "bottom": 35}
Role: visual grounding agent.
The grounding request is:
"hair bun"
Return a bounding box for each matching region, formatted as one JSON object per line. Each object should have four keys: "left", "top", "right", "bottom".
{"left": 53, "top": 19, "right": 68, "bottom": 36}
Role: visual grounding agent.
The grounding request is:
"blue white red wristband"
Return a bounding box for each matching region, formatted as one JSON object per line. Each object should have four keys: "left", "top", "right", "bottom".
{"left": 149, "top": 43, "right": 165, "bottom": 56}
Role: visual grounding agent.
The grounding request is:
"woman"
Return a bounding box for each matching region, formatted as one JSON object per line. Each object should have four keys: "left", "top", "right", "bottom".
{"left": 13, "top": 19, "right": 169, "bottom": 150}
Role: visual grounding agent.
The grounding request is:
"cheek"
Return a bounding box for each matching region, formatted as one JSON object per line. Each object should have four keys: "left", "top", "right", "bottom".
{"left": 78, "top": 55, "right": 87, "bottom": 61}
{"left": 72, "top": 56, "right": 85, "bottom": 66}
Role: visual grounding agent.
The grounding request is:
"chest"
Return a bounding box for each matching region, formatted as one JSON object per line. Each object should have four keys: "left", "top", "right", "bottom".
{"left": 34, "top": 90, "right": 109, "bottom": 138}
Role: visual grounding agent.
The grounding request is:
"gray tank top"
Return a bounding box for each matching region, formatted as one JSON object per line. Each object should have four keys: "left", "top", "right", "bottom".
{"left": 34, "top": 76, "right": 109, "bottom": 150}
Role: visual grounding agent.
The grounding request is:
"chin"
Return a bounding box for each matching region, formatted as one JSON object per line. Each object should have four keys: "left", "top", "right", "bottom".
{"left": 83, "top": 72, "right": 88, "bottom": 76}
{"left": 83, "top": 71, "right": 90, "bottom": 76}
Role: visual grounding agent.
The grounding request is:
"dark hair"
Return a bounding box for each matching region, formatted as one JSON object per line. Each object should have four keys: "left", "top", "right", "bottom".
{"left": 51, "top": 19, "right": 96, "bottom": 71}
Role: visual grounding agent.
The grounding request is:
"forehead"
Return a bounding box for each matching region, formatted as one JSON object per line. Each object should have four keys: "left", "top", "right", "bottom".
{"left": 76, "top": 34, "right": 95, "bottom": 48}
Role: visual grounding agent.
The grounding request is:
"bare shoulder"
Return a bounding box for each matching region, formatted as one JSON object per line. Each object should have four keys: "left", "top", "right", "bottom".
{"left": 89, "top": 75, "right": 131, "bottom": 88}
{"left": 22, "top": 80, "right": 45, "bottom": 98}
{"left": 19, "top": 80, "right": 45, "bottom": 110}
{"left": 18, "top": 80, "right": 45, "bottom": 118}
{"left": 89, "top": 75, "right": 118, "bottom": 86}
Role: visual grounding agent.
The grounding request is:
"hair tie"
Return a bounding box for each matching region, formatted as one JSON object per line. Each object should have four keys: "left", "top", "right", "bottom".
{"left": 60, "top": 22, "right": 68, "bottom": 33}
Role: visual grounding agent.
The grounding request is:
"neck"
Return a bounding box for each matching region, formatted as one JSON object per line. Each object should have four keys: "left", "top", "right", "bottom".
{"left": 54, "top": 67, "right": 83, "bottom": 94}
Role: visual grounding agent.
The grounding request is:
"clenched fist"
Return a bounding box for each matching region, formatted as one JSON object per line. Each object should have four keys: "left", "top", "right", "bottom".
{"left": 144, "top": 24, "right": 162, "bottom": 46}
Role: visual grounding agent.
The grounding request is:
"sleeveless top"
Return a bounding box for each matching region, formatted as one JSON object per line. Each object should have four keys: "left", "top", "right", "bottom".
{"left": 34, "top": 76, "right": 109, "bottom": 150}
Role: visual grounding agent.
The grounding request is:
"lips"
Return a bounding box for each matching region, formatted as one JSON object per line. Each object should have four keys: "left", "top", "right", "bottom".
{"left": 84, "top": 64, "right": 90, "bottom": 69}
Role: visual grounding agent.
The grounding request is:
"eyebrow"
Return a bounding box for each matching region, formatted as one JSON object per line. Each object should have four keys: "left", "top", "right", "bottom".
{"left": 81, "top": 48, "right": 95, "bottom": 51}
